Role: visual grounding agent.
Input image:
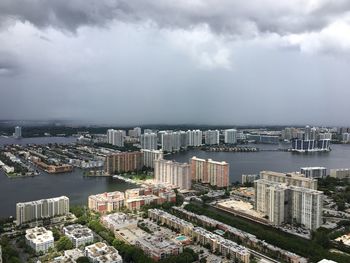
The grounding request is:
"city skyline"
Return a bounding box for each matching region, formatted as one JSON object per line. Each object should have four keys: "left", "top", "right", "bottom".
{"left": 1, "top": 1, "right": 350, "bottom": 125}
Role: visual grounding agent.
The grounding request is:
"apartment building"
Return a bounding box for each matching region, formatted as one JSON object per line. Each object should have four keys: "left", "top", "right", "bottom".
{"left": 330, "top": 168, "right": 350, "bottom": 179}
{"left": 154, "top": 159, "right": 191, "bottom": 189}
{"left": 191, "top": 157, "right": 229, "bottom": 188}
{"left": 260, "top": 171, "right": 318, "bottom": 189}
{"left": 300, "top": 167, "right": 327, "bottom": 179}
{"left": 85, "top": 242, "right": 122, "bottom": 263}
{"left": 141, "top": 133, "right": 158, "bottom": 150}
{"left": 105, "top": 151, "right": 143, "bottom": 175}
{"left": 63, "top": 224, "right": 94, "bottom": 248}
{"left": 88, "top": 191, "right": 125, "bottom": 213}
{"left": 25, "top": 227, "right": 54, "bottom": 253}
{"left": 16, "top": 196, "right": 69, "bottom": 226}
{"left": 141, "top": 149, "right": 163, "bottom": 168}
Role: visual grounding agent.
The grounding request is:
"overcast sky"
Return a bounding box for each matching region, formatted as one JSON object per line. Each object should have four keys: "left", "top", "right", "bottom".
{"left": 1, "top": 1, "right": 350, "bottom": 126}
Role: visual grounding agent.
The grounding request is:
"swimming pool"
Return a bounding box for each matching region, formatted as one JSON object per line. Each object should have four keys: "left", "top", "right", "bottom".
{"left": 175, "top": 235, "right": 187, "bottom": 241}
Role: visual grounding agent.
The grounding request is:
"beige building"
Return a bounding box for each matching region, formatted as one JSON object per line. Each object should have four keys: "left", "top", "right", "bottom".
{"left": 154, "top": 159, "right": 191, "bottom": 189}
{"left": 105, "top": 151, "right": 143, "bottom": 175}
{"left": 16, "top": 196, "right": 69, "bottom": 226}
{"left": 88, "top": 191, "right": 125, "bottom": 214}
{"left": 330, "top": 168, "right": 350, "bottom": 179}
{"left": 260, "top": 170, "right": 318, "bottom": 189}
{"left": 191, "top": 157, "right": 229, "bottom": 188}
{"left": 85, "top": 242, "right": 122, "bottom": 263}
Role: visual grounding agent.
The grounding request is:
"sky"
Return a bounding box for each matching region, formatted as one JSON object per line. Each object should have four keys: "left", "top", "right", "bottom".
{"left": 1, "top": 1, "right": 350, "bottom": 126}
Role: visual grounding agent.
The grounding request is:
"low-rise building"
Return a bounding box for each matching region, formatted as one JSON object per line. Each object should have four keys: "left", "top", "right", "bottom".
{"left": 25, "top": 227, "right": 54, "bottom": 253}
{"left": 63, "top": 224, "right": 94, "bottom": 248}
{"left": 101, "top": 213, "right": 138, "bottom": 232}
{"left": 330, "top": 168, "right": 350, "bottom": 179}
{"left": 52, "top": 248, "right": 84, "bottom": 263}
{"left": 135, "top": 233, "right": 183, "bottom": 261}
{"left": 88, "top": 191, "right": 125, "bottom": 214}
{"left": 85, "top": 242, "right": 122, "bottom": 263}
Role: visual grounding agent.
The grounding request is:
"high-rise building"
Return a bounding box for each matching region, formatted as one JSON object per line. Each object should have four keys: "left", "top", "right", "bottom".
{"left": 154, "top": 159, "right": 191, "bottom": 189}
{"left": 191, "top": 157, "right": 230, "bottom": 188}
{"left": 16, "top": 196, "right": 69, "bottom": 226}
{"left": 160, "top": 131, "right": 181, "bottom": 152}
{"left": 14, "top": 126, "right": 22, "bottom": 138}
{"left": 141, "top": 149, "right": 163, "bottom": 168}
{"left": 204, "top": 130, "right": 219, "bottom": 145}
{"left": 260, "top": 171, "right": 318, "bottom": 189}
{"left": 224, "top": 129, "right": 237, "bottom": 144}
{"left": 342, "top": 133, "right": 350, "bottom": 143}
{"left": 300, "top": 167, "right": 327, "bottom": 179}
{"left": 330, "top": 168, "right": 350, "bottom": 179}
{"left": 255, "top": 172, "right": 323, "bottom": 230}
{"left": 186, "top": 130, "right": 203, "bottom": 146}
{"left": 180, "top": 131, "right": 188, "bottom": 149}
{"left": 105, "top": 152, "right": 143, "bottom": 175}
{"left": 141, "top": 133, "right": 158, "bottom": 150}
{"left": 106, "top": 129, "right": 125, "bottom": 147}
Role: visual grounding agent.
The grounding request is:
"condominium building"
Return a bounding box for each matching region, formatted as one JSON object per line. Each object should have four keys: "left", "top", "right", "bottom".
{"left": 255, "top": 177, "right": 323, "bottom": 230}
{"left": 186, "top": 130, "right": 203, "bottom": 146}
{"left": 101, "top": 212, "right": 138, "bottom": 232}
{"left": 330, "top": 168, "right": 350, "bottom": 179}
{"left": 141, "top": 132, "right": 158, "bottom": 150}
{"left": 291, "top": 138, "right": 330, "bottom": 152}
{"left": 25, "top": 227, "right": 54, "bottom": 253}
{"left": 180, "top": 131, "right": 188, "bottom": 149}
{"left": 14, "top": 126, "right": 22, "bottom": 138}
{"left": 106, "top": 129, "right": 125, "bottom": 147}
{"left": 85, "top": 242, "right": 122, "bottom": 263}
{"left": 300, "top": 167, "right": 327, "bottom": 179}
{"left": 105, "top": 151, "right": 143, "bottom": 175}
{"left": 224, "top": 129, "right": 237, "bottom": 144}
{"left": 191, "top": 157, "right": 230, "bottom": 188}
{"left": 159, "top": 131, "right": 181, "bottom": 152}
{"left": 260, "top": 171, "right": 318, "bottom": 190}
{"left": 204, "top": 130, "right": 219, "bottom": 145}
{"left": 141, "top": 149, "right": 163, "bottom": 168}
{"left": 154, "top": 159, "right": 191, "bottom": 189}
{"left": 63, "top": 224, "right": 94, "bottom": 248}
{"left": 135, "top": 233, "right": 183, "bottom": 261}
{"left": 342, "top": 133, "right": 350, "bottom": 143}
{"left": 16, "top": 196, "right": 69, "bottom": 226}
{"left": 88, "top": 191, "right": 125, "bottom": 213}
{"left": 241, "top": 174, "right": 259, "bottom": 184}
{"left": 128, "top": 127, "right": 142, "bottom": 138}
{"left": 52, "top": 248, "right": 84, "bottom": 263}
{"left": 148, "top": 209, "right": 250, "bottom": 263}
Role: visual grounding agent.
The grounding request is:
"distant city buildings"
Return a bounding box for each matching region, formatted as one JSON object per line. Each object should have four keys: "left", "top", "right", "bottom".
{"left": 141, "top": 149, "right": 163, "bottom": 168}
{"left": 105, "top": 151, "right": 143, "bottom": 175}
{"left": 128, "top": 127, "right": 142, "bottom": 138}
{"left": 291, "top": 126, "right": 331, "bottom": 152}
{"left": 154, "top": 159, "right": 191, "bottom": 189}
{"left": 140, "top": 132, "right": 158, "bottom": 150}
{"left": 85, "top": 242, "right": 123, "bottom": 263}
{"left": 342, "top": 133, "right": 350, "bottom": 143}
{"left": 159, "top": 131, "right": 181, "bottom": 152}
{"left": 224, "top": 129, "right": 237, "bottom": 144}
{"left": 13, "top": 126, "right": 22, "bottom": 138}
{"left": 204, "top": 130, "right": 219, "bottom": 145}
{"left": 191, "top": 157, "right": 230, "bottom": 188}
{"left": 255, "top": 171, "right": 323, "bottom": 230}
{"left": 63, "top": 224, "right": 94, "bottom": 248}
{"left": 186, "top": 130, "right": 203, "bottom": 146}
{"left": 330, "top": 168, "right": 350, "bottom": 179}
{"left": 241, "top": 174, "right": 259, "bottom": 184}
{"left": 300, "top": 167, "right": 327, "bottom": 179}
{"left": 16, "top": 196, "right": 69, "bottom": 226}
{"left": 25, "top": 227, "right": 54, "bottom": 253}
{"left": 106, "top": 129, "right": 125, "bottom": 147}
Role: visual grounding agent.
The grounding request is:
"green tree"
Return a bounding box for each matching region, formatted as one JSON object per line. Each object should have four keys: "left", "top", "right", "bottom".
{"left": 56, "top": 236, "right": 74, "bottom": 251}
{"left": 76, "top": 256, "right": 91, "bottom": 263}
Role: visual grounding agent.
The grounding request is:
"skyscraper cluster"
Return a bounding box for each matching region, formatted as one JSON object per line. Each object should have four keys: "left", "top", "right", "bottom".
{"left": 106, "top": 129, "right": 125, "bottom": 147}
{"left": 254, "top": 171, "right": 323, "bottom": 230}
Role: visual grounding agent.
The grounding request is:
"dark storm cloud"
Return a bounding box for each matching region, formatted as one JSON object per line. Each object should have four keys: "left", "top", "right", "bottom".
{"left": 0, "top": 0, "right": 350, "bottom": 36}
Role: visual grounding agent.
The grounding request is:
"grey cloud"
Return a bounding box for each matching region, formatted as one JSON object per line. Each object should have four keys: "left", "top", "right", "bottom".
{"left": 1, "top": 1, "right": 350, "bottom": 36}
{"left": 0, "top": 52, "right": 20, "bottom": 76}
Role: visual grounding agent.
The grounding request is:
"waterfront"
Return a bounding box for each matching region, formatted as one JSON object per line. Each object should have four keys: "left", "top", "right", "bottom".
{"left": 1, "top": 136, "right": 350, "bottom": 218}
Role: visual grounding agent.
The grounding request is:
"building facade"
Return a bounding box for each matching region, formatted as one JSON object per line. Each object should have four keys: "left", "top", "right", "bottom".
{"left": 300, "top": 167, "right": 327, "bottom": 179}
{"left": 25, "top": 227, "right": 54, "bottom": 253}
{"left": 105, "top": 151, "right": 143, "bottom": 174}
{"left": 16, "top": 196, "right": 69, "bottom": 226}
{"left": 107, "top": 129, "right": 125, "bottom": 147}
{"left": 154, "top": 159, "right": 191, "bottom": 189}
{"left": 141, "top": 133, "right": 158, "bottom": 150}
{"left": 224, "top": 129, "right": 237, "bottom": 144}
{"left": 204, "top": 130, "right": 220, "bottom": 145}
{"left": 63, "top": 224, "right": 94, "bottom": 248}
{"left": 88, "top": 191, "right": 125, "bottom": 213}
{"left": 141, "top": 149, "right": 163, "bottom": 168}
{"left": 191, "top": 157, "right": 230, "bottom": 188}
{"left": 186, "top": 130, "right": 203, "bottom": 146}
{"left": 330, "top": 168, "right": 350, "bottom": 179}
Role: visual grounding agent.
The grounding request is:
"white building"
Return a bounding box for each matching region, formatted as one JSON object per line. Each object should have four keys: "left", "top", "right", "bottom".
{"left": 186, "top": 130, "right": 203, "bottom": 146}
{"left": 141, "top": 149, "right": 163, "bottom": 168}
{"left": 85, "top": 242, "right": 122, "bottom": 263}
{"left": 224, "top": 129, "right": 237, "bottom": 144}
{"left": 106, "top": 129, "right": 125, "bottom": 147}
{"left": 330, "top": 168, "right": 350, "bottom": 179}
{"left": 154, "top": 159, "right": 191, "bottom": 190}
{"left": 14, "top": 126, "right": 22, "bottom": 138}
{"left": 53, "top": 248, "right": 84, "bottom": 262}
{"left": 300, "top": 167, "right": 327, "bottom": 179}
{"left": 63, "top": 224, "right": 94, "bottom": 248}
{"left": 160, "top": 131, "right": 181, "bottom": 152}
{"left": 342, "top": 133, "right": 350, "bottom": 143}
{"left": 25, "top": 227, "right": 54, "bottom": 253}
{"left": 204, "top": 130, "right": 219, "bottom": 145}
{"left": 16, "top": 196, "right": 70, "bottom": 226}
{"left": 141, "top": 133, "right": 158, "bottom": 150}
